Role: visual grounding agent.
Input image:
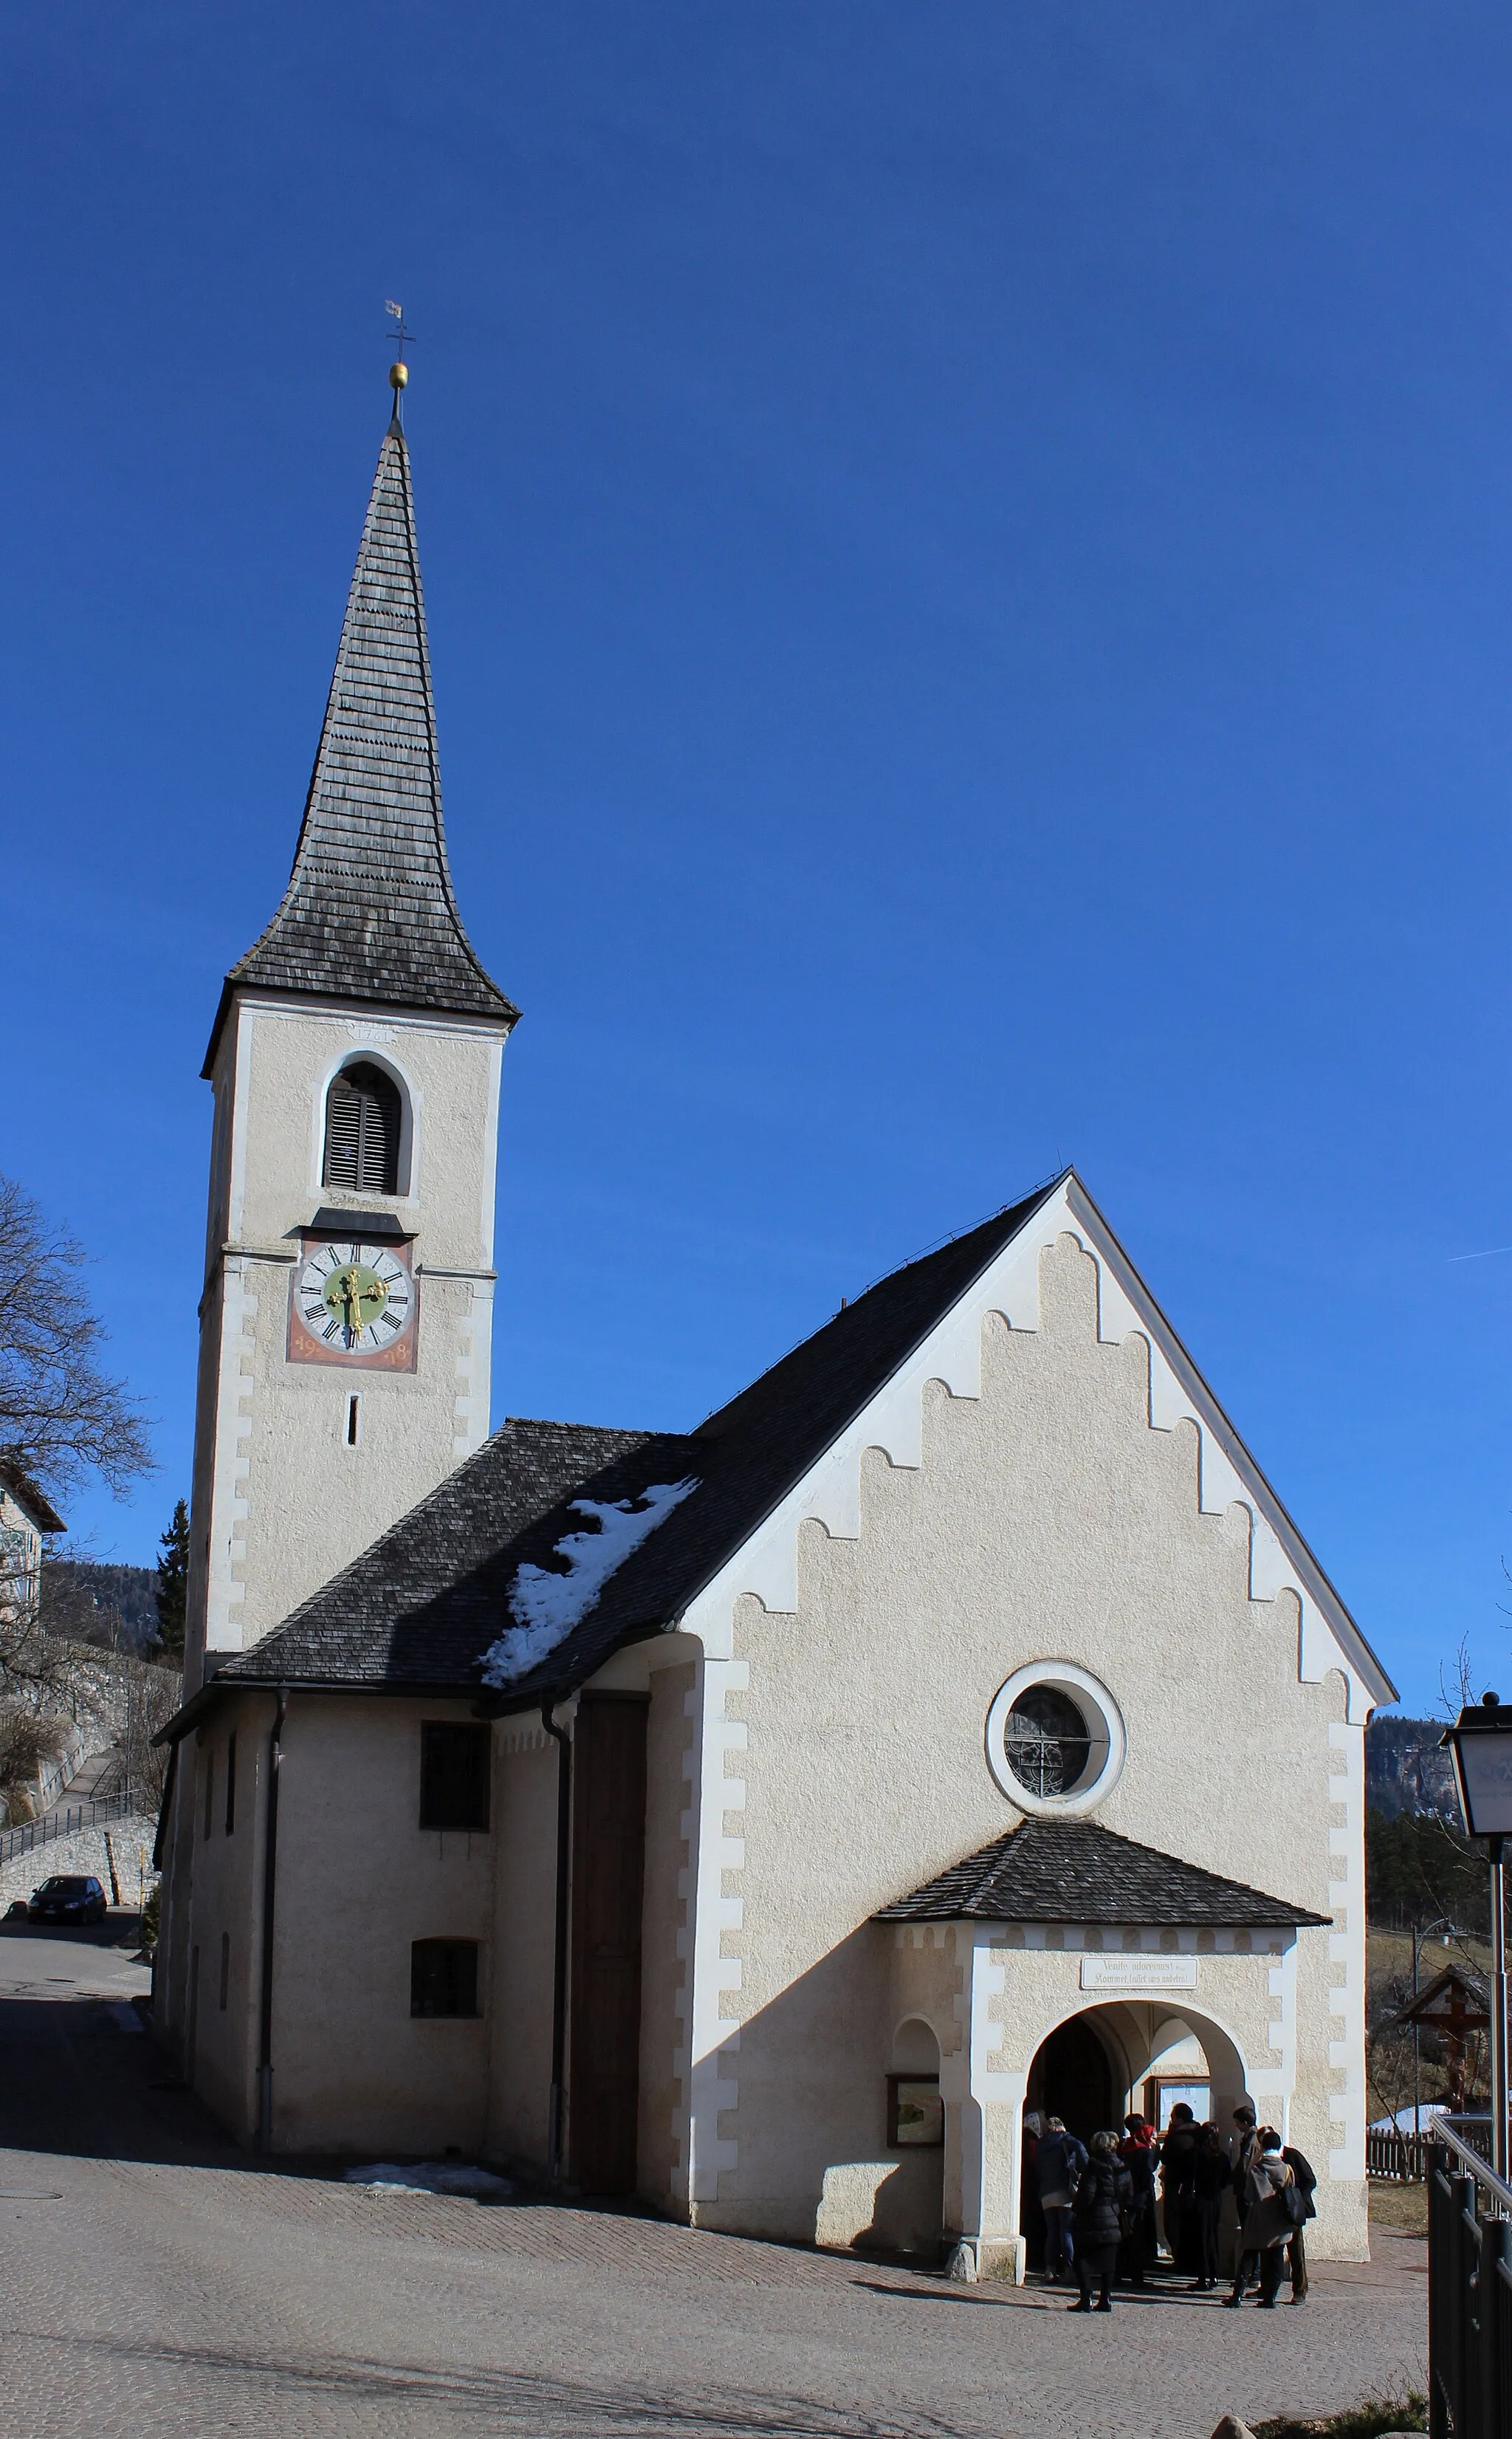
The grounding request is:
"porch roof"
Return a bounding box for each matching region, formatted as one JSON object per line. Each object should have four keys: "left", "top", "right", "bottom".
{"left": 873, "top": 1817, "right": 1330, "bottom": 1929}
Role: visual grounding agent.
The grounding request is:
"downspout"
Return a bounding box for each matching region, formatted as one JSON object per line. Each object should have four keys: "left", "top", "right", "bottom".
{"left": 148, "top": 1738, "right": 179, "bottom": 2033}
{"left": 256, "top": 1686, "right": 288, "bottom": 2152}
{"left": 541, "top": 1698, "right": 571, "bottom": 2181}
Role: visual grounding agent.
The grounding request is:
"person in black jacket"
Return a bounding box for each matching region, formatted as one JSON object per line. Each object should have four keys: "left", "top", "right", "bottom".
{"left": 1068, "top": 2131, "right": 1133, "bottom": 2313}
{"left": 1189, "top": 2124, "right": 1228, "bottom": 2291}
{"left": 1281, "top": 2143, "right": 1317, "bottom": 2303}
{"left": 1117, "top": 2115, "right": 1158, "bottom": 2287}
{"left": 1158, "top": 2103, "right": 1201, "bottom": 2274}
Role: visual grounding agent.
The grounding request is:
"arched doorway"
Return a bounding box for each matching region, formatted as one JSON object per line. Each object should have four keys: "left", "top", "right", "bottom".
{"left": 1025, "top": 2013, "right": 1116, "bottom": 2146}
{"left": 1017, "top": 2002, "right": 1256, "bottom": 2273}
{"left": 1020, "top": 2014, "right": 1117, "bottom": 2271}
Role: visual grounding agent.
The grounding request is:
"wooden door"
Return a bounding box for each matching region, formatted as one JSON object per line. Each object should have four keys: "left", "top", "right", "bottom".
{"left": 568, "top": 1692, "right": 648, "bottom": 2195}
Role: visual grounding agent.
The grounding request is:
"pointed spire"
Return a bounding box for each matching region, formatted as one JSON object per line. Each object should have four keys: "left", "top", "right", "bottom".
{"left": 208, "top": 395, "right": 517, "bottom": 1068}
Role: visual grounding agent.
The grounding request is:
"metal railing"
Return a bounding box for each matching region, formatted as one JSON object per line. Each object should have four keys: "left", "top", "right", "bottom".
{"left": 1429, "top": 2122, "right": 1512, "bottom": 2439}
{"left": 0, "top": 1787, "right": 140, "bottom": 1870}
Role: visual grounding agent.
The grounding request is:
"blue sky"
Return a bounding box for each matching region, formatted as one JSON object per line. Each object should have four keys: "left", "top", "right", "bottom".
{"left": 3, "top": 4, "right": 1510, "bottom": 1713}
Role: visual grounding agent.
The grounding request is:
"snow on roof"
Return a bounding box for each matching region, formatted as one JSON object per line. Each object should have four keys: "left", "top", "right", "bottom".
{"left": 1368, "top": 2103, "right": 1449, "bottom": 2135}
{"left": 478, "top": 1478, "right": 699, "bottom": 1690}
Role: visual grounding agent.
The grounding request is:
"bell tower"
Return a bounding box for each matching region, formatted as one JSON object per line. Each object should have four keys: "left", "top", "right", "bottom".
{"left": 184, "top": 368, "right": 518, "bottom": 1688}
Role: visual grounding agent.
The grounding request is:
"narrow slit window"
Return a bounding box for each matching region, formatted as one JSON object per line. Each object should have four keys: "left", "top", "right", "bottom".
{"left": 224, "top": 1732, "right": 236, "bottom": 1836}
{"left": 346, "top": 1394, "right": 361, "bottom": 1447}
{"left": 323, "top": 1061, "right": 402, "bottom": 1194}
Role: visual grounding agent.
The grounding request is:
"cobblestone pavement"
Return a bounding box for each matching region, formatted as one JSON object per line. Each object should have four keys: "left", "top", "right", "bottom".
{"left": 0, "top": 1928, "right": 1426, "bottom": 2439}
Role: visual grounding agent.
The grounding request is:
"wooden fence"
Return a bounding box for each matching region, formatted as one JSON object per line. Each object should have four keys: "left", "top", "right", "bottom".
{"left": 1367, "top": 2124, "right": 1435, "bottom": 2181}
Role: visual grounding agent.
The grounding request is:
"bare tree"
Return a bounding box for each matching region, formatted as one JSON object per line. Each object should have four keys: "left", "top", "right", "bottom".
{"left": 111, "top": 1658, "right": 179, "bottom": 1811}
{"left": 0, "top": 1707, "right": 68, "bottom": 1819}
{"left": 1438, "top": 1633, "right": 1477, "bottom": 1722}
{"left": 0, "top": 1174, "right": 154, "bottom": 1500}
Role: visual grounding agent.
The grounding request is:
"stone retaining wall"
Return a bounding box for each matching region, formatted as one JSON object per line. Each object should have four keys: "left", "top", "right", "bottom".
{"left": 0, "top": 1814, "right": 159, "bottom": 1910}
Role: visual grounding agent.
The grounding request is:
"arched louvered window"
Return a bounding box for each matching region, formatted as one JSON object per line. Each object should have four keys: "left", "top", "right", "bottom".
{"left": 323, "top": 1061, "right": 402, "bottom": 1194}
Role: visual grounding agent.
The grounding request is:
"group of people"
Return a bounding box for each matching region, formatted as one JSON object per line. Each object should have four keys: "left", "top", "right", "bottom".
{"left": 1023, "top": 2102, "right": 1317, "bottom": 2314}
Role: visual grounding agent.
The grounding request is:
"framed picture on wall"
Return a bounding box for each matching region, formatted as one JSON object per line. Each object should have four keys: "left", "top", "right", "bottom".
{"left": 1144, "top": 2077, "right": 1211, "bottom": 2129}
{"left": 887, "top": 2074, "right": 944, "bottom": 2148}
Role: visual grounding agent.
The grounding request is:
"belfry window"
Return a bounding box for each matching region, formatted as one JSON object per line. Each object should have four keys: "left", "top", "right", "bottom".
{"left": 323, "top": 1062, "right": 402, "bottom": 1194}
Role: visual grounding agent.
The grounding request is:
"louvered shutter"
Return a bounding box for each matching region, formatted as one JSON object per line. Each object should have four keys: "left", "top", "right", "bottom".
{"left": 323, "top": 1063, "right": 402, "bottom": 1193}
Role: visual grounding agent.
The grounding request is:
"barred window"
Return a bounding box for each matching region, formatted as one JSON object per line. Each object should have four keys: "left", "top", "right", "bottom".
{"left": 1000, "top": 1686, "right": 1093, "bottom": 1800}
{"left": 410, "top": 1938, "right": 480, "bottom": 2019}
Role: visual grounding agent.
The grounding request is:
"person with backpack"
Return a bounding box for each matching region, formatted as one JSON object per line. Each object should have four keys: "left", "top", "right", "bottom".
{"left": 1281, "top": 2141, "right": 1318, "bottom": 2302}
{"left": 1067, "top": 2130, "right": 1134, "bottom": 2313}
{"left": 1224, "top": 2127, "right": 1296, "bottom": 2308}
{"left": 1035, "top": 2116, "right": 1087, "bottom": 2285}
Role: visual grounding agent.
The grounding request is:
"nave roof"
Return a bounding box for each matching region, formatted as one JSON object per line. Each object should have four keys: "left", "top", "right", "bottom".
{"left": 178, "top": 1181, "right": 1062, "bottom": 1723}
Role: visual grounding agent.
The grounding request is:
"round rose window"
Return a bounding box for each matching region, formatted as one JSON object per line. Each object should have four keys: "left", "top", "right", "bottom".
{"left": 1000, "top": 1685, "right": 1094, "bottom": 1799}
{"left": 985, "top": 1664, "right": 1125, "bottom": 1817}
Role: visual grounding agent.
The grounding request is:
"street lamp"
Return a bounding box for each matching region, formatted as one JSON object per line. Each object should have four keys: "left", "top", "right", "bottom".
{"left": 1441, "top": 1691, "right": 1512, "bottom": 2181}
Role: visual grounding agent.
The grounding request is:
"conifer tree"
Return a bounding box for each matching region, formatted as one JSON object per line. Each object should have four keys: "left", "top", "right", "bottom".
{"left": 154, "top": 1499, "right": 190, "bottom": 1662}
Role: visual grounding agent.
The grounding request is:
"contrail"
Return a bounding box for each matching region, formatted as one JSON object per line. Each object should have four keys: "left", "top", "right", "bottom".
{"left": 1448, "top": 1246, "right": 1512, "bottom": 1263}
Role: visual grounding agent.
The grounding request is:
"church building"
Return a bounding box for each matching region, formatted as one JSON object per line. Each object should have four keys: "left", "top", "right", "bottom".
{"left": 156, "top": 372, "right": 1394, "bottom": 2278}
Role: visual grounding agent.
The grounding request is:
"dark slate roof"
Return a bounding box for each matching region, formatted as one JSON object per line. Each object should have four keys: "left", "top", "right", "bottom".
{"left": 874, "top": 1817, "right": 1331, "bottom": 1929}
{"left": 210, "top": 1419, "right": 684, "bottom": 1696}
{"left": 185, "top": 1180, "right": 1062, "bottom": 1719}
{"left": 205, "top": 411, "right": 516, "bottom": 1074}
{"left": 0, "top": 1453, "right": 66, "bottom": 1537}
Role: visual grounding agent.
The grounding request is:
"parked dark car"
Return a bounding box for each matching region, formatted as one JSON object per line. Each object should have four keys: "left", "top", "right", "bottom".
{"left": 27, "top": 1875, "right": 108, "bottom": 1927}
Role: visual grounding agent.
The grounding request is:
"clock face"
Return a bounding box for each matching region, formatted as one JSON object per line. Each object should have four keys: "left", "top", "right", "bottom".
{"left": 288, "top": 1240, "right": 418, "bottom": 1370}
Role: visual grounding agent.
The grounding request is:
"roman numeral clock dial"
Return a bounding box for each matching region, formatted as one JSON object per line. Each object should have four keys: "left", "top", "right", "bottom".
{"left": 288, "top": 1238, "right": 419, "bottom": 1372}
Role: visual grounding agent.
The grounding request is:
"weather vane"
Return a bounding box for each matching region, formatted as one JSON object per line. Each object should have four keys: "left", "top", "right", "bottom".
{"left": 385, "top": 300, "right": 413, "bottom": 406}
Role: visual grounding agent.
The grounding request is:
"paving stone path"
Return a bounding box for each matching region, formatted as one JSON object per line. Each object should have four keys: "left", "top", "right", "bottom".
{"left": 0, "top": 1924, "right": 1426, "bottom": 2439}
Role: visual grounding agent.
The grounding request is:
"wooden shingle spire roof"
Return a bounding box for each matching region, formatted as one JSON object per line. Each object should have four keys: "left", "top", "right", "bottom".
{"left": 205, "top": 400, "right": 517, "bottom": 1071}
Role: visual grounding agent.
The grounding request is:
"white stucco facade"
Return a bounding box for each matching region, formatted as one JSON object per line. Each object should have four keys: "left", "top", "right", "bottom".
{"left": 161, "top": 1191, "right": 1388, "bottom": 2291}
{"left": 661, "top": 1195, "right": 1388, "bottom": 2268}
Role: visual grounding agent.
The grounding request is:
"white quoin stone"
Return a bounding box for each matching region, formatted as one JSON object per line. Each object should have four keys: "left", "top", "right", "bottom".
{"left": 185, "top": 995, "right": 506, "bottom": 1680}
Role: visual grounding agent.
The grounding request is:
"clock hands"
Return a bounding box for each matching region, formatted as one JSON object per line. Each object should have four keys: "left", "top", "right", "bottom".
{"left": 330, "top": 1263, "right": 390, "bottom": 1345}
{"left": 312, "top": 1250, "right": 397, "bottom": 1353}
{"left": 339, "top": 1270, "right": 364, "bottom": 1340}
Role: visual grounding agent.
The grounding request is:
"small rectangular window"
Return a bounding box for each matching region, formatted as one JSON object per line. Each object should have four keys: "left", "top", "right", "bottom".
{"left": 224, "top": 1732, "right": 236, "bottom": 1836}
{"left": 410, "top": 1938, "right": 480, "bottom": 2018}
{"left": 346, "top": 1394, "right": 360, "bottom": 1447}
{"left": 219, "top": 1930, "right": 230, "bottom": 2011}
{"left": 887, "top": 2074, "right": 944, "bottom": 2148}
{"left": 202, "top": 1751, "right": 214, "bottom": 1842}
{"left": 419, "top": 1723, "right": 491, "bottom": 1832}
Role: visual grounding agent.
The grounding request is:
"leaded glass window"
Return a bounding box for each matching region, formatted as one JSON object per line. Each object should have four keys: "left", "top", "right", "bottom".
{"left": 1001, "top": 1685, "right": 1093, "bottom": 1799}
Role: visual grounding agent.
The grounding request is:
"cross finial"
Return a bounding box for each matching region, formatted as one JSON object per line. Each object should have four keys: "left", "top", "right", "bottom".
{"left": 385, "top": 301, "right": 413, "bottom": 419}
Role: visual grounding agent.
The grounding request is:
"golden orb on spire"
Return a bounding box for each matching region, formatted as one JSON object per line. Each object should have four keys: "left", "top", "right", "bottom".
{"left": 389, "top": 360, "right": 409, "bottom": 391}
